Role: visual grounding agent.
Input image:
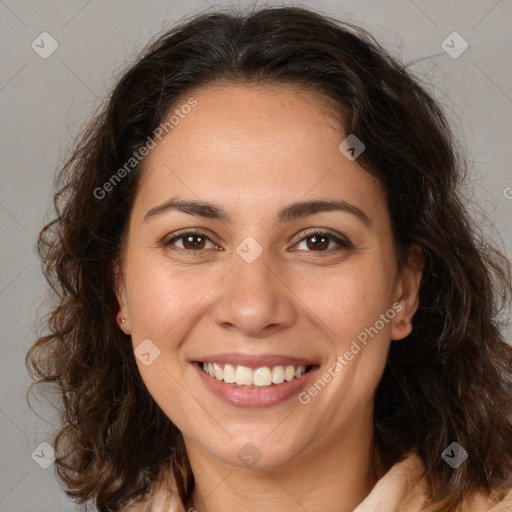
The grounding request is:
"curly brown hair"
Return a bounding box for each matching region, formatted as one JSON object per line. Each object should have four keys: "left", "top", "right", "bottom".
{"left": 26, "top": 6, "right": 512, "bottom": 512}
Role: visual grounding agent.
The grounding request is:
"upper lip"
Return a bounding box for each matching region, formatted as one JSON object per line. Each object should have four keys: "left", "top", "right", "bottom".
{"left": 192, "top": 353, "right": 318, "bottom": 369}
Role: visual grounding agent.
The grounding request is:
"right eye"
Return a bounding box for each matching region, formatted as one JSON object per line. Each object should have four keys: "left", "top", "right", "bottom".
{"left": 163, "top": 230, "right": 220, "bottom": 252}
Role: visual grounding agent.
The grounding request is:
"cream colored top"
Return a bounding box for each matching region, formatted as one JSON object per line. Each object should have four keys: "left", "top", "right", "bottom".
{"left": 122, "top": 451, "right": 512, "bottom": 512}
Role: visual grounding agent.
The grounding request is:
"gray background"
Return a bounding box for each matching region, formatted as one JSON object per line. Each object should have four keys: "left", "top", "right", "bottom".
{"left": 1, "top": 1, "right": 511, "bottom": 510}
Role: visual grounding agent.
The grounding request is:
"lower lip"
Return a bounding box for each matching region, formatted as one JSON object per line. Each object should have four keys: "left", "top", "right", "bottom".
{"left": 193, "top": 363, "right": 318, "bottom": 408}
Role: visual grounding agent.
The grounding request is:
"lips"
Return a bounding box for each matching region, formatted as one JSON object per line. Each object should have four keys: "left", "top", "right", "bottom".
{"left": 191, "top": 353, "right": 319, "bottom": 408}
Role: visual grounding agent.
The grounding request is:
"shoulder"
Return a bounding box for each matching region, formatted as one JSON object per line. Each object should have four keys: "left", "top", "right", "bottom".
{"left": 354, "top": 451, "right": 428, "bottom": 511}
{"left": 119, "top": 466, "right": 186, "bottom": 512}
{"left": 355, "top": 451, "right": 512, "bottom": 512}
{"left": 466, "top": 486, "right": 512, "bottom": 511}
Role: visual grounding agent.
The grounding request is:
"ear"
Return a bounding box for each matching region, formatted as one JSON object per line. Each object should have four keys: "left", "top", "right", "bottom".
{"left": 113, "top": 260, "right": 132, "bottom": 335}
{"left": 390, "top": 245, "right": 423, "bottom": 341}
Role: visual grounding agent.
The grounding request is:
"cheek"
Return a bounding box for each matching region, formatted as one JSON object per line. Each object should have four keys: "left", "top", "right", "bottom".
{"left": 124, "top": 261, "right": 211, "bottom": 428}
{"left": 126, "top": 257, "right": 220, "bottom": 344}
{"left": 295, "top": 258, "right": 396, "bottom": 350}
{"left": 294, "top": 262, "right": 395, "bottom": 422}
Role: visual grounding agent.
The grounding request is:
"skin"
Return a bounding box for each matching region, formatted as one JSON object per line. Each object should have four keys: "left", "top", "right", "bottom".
{"left": 115, "top": 83, "right": 423, "bottom": 512}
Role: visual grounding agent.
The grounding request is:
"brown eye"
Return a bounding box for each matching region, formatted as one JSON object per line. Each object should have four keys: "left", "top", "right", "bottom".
{"left": 165, "top": 231, "right": 216, "bottom": 251}
{"left": 305, "top": 234, "right": 330, "bottom": 251}
{"left": 294, "top": 231, "right": 352, "bottom": 253}
{"left": 182, "top": 234, "right": 207, "bottom": 250}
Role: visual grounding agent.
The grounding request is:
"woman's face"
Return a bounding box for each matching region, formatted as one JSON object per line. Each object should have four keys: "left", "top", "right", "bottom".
{"left": 116, "top": 83, "right": 420, "bottom": 469}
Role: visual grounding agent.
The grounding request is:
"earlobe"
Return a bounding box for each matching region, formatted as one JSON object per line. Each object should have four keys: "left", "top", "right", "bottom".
{"left": 391, "top": 317, "right": 413, "bottom": 340}
{"left": 117, "top": 311, "right": 130, "bottom": 333}
{"left": 391, "top": 245, "right": 423, "bottom": 341}
{"left": 113, "top": 261, "right": 131, "bottom": 334}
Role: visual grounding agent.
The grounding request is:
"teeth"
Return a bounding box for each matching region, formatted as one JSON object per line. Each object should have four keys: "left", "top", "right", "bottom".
{"left": 253, "top": 367, "right": 272, "bottom": 386}
{"left": 223, "top": 364, "right": 236, "bottom": 384}
{"left": 235, "top": 365, "right": 253, "bottom": 385}
{"left": 201, "top": 362, "right": 309, "bottom": 387}
{"left": 272, "top": 365, "right": 285, "bottom": 384}
{"left": 213, "top": 363, "right": 224, "bottom": 381}
{"left": 284, "top": 365, "right": 295, "bottom": 382}
{"left": 294, "top": 365, "right": 306, "bottom": 378}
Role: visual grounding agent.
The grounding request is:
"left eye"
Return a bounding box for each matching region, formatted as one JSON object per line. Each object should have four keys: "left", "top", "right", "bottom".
{"left": 293, "top": 232, "right": 351, "bottom": 252}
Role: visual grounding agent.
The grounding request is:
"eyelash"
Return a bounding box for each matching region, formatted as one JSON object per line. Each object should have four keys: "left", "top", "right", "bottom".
{"left": 163, "top": 229, "right": 352, "bottom": 255}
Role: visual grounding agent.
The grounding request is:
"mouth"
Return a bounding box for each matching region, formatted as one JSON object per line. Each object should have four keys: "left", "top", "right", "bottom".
{"left": 192, "top": 357, "right": 319, "bottom": 408}
{"left": 198, "top": 361, "right": 315, "bottom": 388}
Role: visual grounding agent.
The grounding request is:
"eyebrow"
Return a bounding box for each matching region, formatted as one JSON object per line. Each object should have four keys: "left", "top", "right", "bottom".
{"left": 144, "top": 197, "right": 370, "bottom": 226}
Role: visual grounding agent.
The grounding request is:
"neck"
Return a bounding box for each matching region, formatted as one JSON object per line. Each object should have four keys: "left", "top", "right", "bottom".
{"left": 184, "top": 408, "right": 387, "bottom": 512}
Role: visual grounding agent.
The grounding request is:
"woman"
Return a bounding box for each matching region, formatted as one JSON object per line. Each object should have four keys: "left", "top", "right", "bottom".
{"left": 27, "top": 6, "right": 512, "bottom": 512}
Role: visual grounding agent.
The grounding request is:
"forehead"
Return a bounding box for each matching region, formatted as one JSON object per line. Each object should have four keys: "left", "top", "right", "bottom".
{"left": 133, "top": 83, "right": 385, "bottom": 222}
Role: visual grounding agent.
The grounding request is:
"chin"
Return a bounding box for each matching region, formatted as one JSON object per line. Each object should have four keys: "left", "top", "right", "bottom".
{"left": 202, "top": 429, "right": 308, "bottom": 470}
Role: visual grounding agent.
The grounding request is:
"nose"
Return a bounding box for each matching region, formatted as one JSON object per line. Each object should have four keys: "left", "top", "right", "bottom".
{"left": 211, "top": 247, "right": 298, "bottom": 338}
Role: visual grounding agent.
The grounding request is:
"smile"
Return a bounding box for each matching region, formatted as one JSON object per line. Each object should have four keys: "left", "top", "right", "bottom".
{"left": 193, "top": 357, "right": 319, "bottom": 408}
{"left": 201, "top": 362, "right": 312, "bottom": 387}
